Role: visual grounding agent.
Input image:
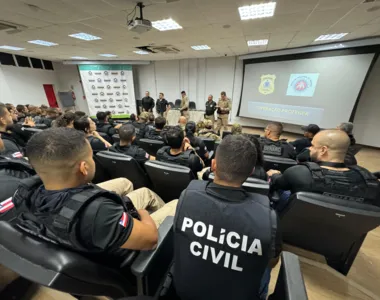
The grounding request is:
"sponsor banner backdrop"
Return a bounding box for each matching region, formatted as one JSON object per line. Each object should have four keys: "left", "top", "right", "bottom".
{"left": 78, "top": 65, "right": 136, "bottom": 117}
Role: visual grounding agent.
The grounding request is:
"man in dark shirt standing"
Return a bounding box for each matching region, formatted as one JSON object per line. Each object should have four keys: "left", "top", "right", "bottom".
{"left": 110, "top": 124, "right": 154, "bottom": 166}
{"left": 142, "top": 91, "right": 155, "bottom": 112}
{"left": 290, "top": 124, "right": 320, "bottom": 155}
{"left": 204, "top": 94, "right": 217, "bottom": 129}
{"left": 268, "top": 130, "right": 380, "bottom": 210}
{"left": 156, "top": 92, "right": 169, "bottom": 117}
{"left": 145, "top": 116, "right": 165, "bottom": 141}
{"left": 156, "top": 125, "right": 204, "bottom": 176}
{"left": 259, "top": 122, "right": 296, "bottom": 159}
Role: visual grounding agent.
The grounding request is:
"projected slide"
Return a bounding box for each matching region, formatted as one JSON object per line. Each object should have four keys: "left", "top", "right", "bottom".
{"left": 239, "top": 54, "right": 374, "bottom": 128}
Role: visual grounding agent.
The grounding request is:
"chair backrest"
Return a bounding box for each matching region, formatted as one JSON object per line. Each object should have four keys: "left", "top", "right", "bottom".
{"left": 198, "top": 138, "right": 214, "bottom": 152}
{"left": 189, "top": 101, "right": 196, "bottom": 110}
{"left": 349, "top": 144, "right": 362, "bottom": 155}
{"left": 113, "top": 134, "right": 121, "bottom": 144}
{"left": 245, "top": 133, "right": 260, "bottom": 139}
{"left": 96, "top": 151, "right": 150, "bottom": 189}
{"left": 281, "top": 192, "right": 380, "bottom": 275}
{"left": 269, "top": 252, "right": 308, "bottom": 300}
{"left": 0, "top": 221, "right": 133, "bottom": 298}
{"left": 35, "top": 124, "right": 48, "bottom": 130}
{"left": 208, "top": 173, "right": 269, "bottom": 195}
{"left": 23, "top": 127, "right": 43, "bottom": 135}
{"left": 174, "top": 99, "right": 181, "bottom": 108}
{"left": 222, "top": 131, "right": 232, "bottom": 139}
{"left": 144, "top": 161, "right": 194, "bottom": 202}
{"left": 263, "top": 155, "right": 297, "bottom": 173}
{"left": 139, "top": 139, "right": 165, "bottom": 157}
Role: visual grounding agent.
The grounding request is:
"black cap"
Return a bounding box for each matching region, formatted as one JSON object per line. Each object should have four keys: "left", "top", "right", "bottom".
{"left": 301, "top": 124, "right": 320, "bottom": 135}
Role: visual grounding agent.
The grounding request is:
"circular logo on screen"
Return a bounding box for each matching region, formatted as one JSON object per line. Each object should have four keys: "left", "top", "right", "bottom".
{"left": 88, "top": 71, "right": 92, "bottom": 75}
{"left": 109, "top": 98, "right": 114, "bottom": 102}
{"left": 121, "top": 71, "right": 125, "bottom": 75}
{"left": 104, "top": 71, "right": 109, "bottom": 75}
{"left": 103, "top": 104, "right": 107, "bottom": 109}
{"left": 94, "top": 98, "right": 99, "bottom": 102}
{"left": 97, "top": 78, "right": 102, "bottom": 83}
{"left": 290, "top": 76, "right": 313, "bottom": 92}
{"left": 91, "top": 85, "right": 96, "bottom": 89}
{"left": 123, "top": 85, "right": 127, "bottom": 89}
{"left": 100, "top": 92, "right": 105, "bottom": 96}
{"left": 107, "top": 85, "right": 111, "bottom": 89}
{"left": 118, "top": 104, "right": 123, "bottom": 108}
{"left": 113, "top": 78, "right": 118, "bottom": 83}
{"left": 124, "top": 98, "right": 128, "bottom": 102}
{"left": 116, "top": 91, "right": 121, "bottom": 96}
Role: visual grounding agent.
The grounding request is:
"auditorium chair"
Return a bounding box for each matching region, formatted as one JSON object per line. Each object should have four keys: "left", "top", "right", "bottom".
{"left": 144, "top": 160, "right": 195, "bottom": 202}
{"left": 222, "top": 131, "right": 232, "bottom": 139}
{"left": 117, "top": 252, "right": 308, "bottom": 300}
{"left": 189, "top": 101, "right": 196, "bottom": 110}
{"left": 174, "top": 99, "right": 181, "bottom": 109}
{"left": 199, "top": 137, "right": 214, "bottom": 152}
{"left": 113, "top": 134, "right": 121, "bottom": 144}
{"left": 208, "top": 173, "right": 269, "bottom": 195}
{"left": 34, "top": 124, "right": 48, "bottom": 130}
{"left": 280, "top": 192, "right": 380, "bottom": 275}
{"left": 0, "top": 217, "right": 175, "bottom": 299}
{"left": 23, "top": 127, "right": 43, "bottom": 136}
{"left": 139, "top": 139, "right": 165, "bottom": 157}
{"left": 96, "top": 151, "right": 151, "bottom": 189}
{"left": 263, "top": 155, "right": 297, "bottom": 173}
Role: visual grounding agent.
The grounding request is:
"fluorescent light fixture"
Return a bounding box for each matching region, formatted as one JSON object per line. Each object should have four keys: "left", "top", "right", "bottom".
{"left": 133, "top": 50, "right": 149, "bottom": 55}
{"left": 0, "top": 45, "right": 25, "bottom": 51}
{"left": 28, "top": 40, "right": 58, "bottom": 46}
{"left": 247, "top": 39, "right": 268, "bottom": 46}
{"left": 71, "top": 56, "right": 88, "bottom": 59}
{"left": 191, "top": 45, "right": 211, "bottom": 50}
{"left": 239, "top": 2, "right": 276, "bottom": 20}
{"left": 69, "top": 32, "right": 102, "bottom": 41}
{"left": 152, "top": 18, "right": 182, "bottom": 31}
{"left": 99, "top": 54, "right": 118, "bottom": 57}
{"left": 314, "top": 33, "right": 348, "bottom": 41}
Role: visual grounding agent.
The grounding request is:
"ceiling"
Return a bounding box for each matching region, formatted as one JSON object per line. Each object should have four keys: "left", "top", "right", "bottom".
{"left": 0, "top": 0, "right": 380, "bottom": 61}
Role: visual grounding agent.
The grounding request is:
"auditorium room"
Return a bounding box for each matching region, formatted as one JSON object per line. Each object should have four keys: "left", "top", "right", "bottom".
{"left": 1, "top": 0, "right": 380, "bottom": 299}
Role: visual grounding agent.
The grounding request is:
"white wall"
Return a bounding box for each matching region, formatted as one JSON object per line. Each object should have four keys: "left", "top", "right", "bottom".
{"left": 53, "top": 63, "right": 90, "bottom": 115}
{"left": 352, "top": 57, "right": 380, "bottom": 148}
{"left": 0, "top": 65, "right": 59, "bottom": 107}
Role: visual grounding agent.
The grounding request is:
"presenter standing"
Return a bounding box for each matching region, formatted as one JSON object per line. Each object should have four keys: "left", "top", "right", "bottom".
{"left": 204, "top": 95, "right": 217, "bottom": 129}
{"left": 180, "top": 91, "right": 189, "bottom": 121}
{"left": 216, "top": 91, "right": 232, "bottom": 135}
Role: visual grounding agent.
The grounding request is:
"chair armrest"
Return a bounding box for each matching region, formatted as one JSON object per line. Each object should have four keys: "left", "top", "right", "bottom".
{"left": 131, "top": 216, "right": 174, "bottom": 277}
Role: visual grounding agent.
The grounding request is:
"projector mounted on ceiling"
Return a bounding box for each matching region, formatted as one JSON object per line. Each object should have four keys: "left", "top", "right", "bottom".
{"left": 127, "top": 2, "right": 152, "bottom": 34}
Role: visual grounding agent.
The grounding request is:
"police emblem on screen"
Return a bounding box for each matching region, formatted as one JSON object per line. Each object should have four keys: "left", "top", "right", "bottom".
{"left": 258, "top": 75, "right": 276, "bottom": 95}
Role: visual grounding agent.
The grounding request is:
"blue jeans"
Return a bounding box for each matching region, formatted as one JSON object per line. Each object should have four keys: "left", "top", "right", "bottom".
{"left": 259, "top": 267, "right": 271, "bottom": 299}
{"left": 275, "top": 190, "right": 291, "bottom": 213}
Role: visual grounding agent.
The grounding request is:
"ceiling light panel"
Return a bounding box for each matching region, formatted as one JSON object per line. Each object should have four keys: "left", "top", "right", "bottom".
{"left": 0, "top": 45, "right": 25, "bottom": 51}
{"left": 314, "top": 33, "right": 348, "bottom": 41}
{"left": 247, "top": 39, "right": 268, "bottom": 46}
{"left": 239, "top": 2, "right": 276, "bottom": 20}
{"left": 134, "top": 50, "right": 149, "bottom": 55}
{"left": 28, "top": 40, "right": 58, "bottom": 46}
{"left": 99, "top": 54, "right": 118, "bottom": 57}
{"left": 69, "top": 33, "right": 102, "bottom": 41}
{"left": 71, "top": 56, "right": 88, "bottom": 59}
{"left": 152, "top": 18, "right": 182, "bottom": 31}
{"left": 191, "top": 45, "right": 211, "bottom": 50}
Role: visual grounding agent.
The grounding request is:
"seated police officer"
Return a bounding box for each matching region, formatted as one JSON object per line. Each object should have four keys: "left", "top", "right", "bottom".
{"left": 290, "top": 124, "right": 320, "bottom": 155}
{"left": 39, "top": 108, "right": 59, "bottom": 128}
{"left": 96, "top": 111, "right": 122, "bottom": 139}
{"left": 110, "top": 124, "right": 155, "bottom": 166}
{"left": 268, "top": 130, "right": 380, "bottom": 210}
{"left": 132, "top": 112, "right": 149, "bottom": 141}
{"left": 174, "top": 135, "right": 281, "bottom": 300}
{"left": 157, "top": 125, "right": 204, "bottom": 176}
{"left": 145, "top": 116, "right": 165, "bottom": 141}
{"left": 198, "top": 119, "right": 221, "bottom": 141}
{"left": 0, "top": 103, "right": 24, "bottom": 157}
{"left": 13, "top": 128, "right": 178, "bottom": 267}
{"left": 259, "top": 122, "right": 296, "bottom": 159}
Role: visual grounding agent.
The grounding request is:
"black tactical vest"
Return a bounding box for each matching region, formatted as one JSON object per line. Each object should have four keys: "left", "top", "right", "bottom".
{"left": 13, "top": 176, "right": 134, "bottom": 254}
{"left": 302, "top": 162, "right": 379, "bottom": 205}
{"left": 260, "top": 138, "right": 285, "bottom": 156}
{"left": 132, "top": 122, "right": 147, "bottom": 139}
{"left": 0, "top": 156, "right": 35, "bottom": 222}
{"left": 156, "top": 146, "right": 194, "bottom": 168}
{"left": 173, "top": 180, "right": 277, "bottom": 300}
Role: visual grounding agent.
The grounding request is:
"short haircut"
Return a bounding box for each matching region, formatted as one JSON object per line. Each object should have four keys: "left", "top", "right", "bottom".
{"left": 339, "top": 122, "right": 354, "bottom": 135}
{"left": 26, "top": 128, "right": 89, "bottom": 178}
{"left": 130, "top": 114, "right": 137, "bottom": 121}
{"left": 221, "top": 91, "right": 226, "bottom": 96}
{"left": 40, "top": 105, "right": 48, "bottom": 109}
{"left": 243, "top": 134, "right": 264, "bottom": 167}
{"left": 16, "top": 105, "right": 25, "bottom": 113}
{"left": 267, "top": 122, "right": 283, "bottom": 136}
{"left": 74, "top": 117, "right": 90, "bottom": 133}
{"left": 96, "top": 111, "right": 107, "bottom": 121}
{"left": 119, "top": 124, "right": 135, "bottom": 143}
{"left": 216, "top": 135, "right": 257, "bottom": 185}
{"left": 55, "top": 111, "right": 76, "bottom": 128}
{"left": 105, "top": 111, "right": 111, "bottom": 116}
{"left": 159, "top": 92, "right": 164, "bottom": 97}
{"left": 5, "top": 103, "right": 13, "bottom": 112}
{"left": 74, "top": 111, "right": 87, "bottom": 118}
{"left": 46, "top": 108, "right": 58, "bottom": 116}
{"left": 155, "top": 116, "right": 166, "bottom": 129}
{"left": 181, "top": 91, "right": 186, "bottom": 94}
{"left": 0, "top": 104, "right": 8, "bottom": 118}
{"left": 148, "top": 113, "right": 155, "bottom": 122}
{"left": 163, "top": 126, "right": 184, "bottom": 149}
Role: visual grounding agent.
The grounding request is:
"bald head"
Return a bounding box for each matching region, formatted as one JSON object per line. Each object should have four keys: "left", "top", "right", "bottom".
{"left": 310, "top": 130, "right": 350, "bottom": 163}
{"left": 178, "top": 116, "right": 187, "bottom": 125}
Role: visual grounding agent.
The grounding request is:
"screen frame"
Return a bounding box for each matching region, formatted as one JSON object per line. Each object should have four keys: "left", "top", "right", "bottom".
{"left": 237, "top": 45, "right": 380, "bottom": 124}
